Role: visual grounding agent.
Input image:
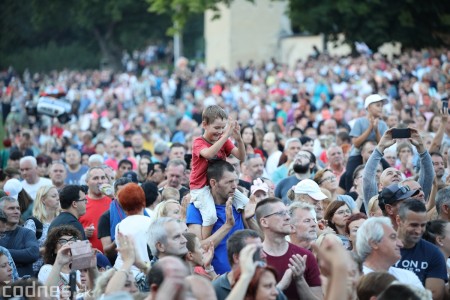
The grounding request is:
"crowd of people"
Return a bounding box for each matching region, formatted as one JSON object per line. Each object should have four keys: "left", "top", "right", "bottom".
{"left": 0, "top": 47, "right": 448, "bottom": 299}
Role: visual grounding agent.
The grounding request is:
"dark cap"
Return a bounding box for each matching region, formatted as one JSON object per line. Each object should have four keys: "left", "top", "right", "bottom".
{"left": 379, "top": 184, "right": 419, "bottom": 209}
{"left": 122, "top": 171, "right": 138, "bottom": 183}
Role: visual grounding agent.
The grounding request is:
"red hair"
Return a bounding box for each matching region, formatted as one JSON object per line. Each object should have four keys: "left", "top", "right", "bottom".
{"left": 117, "top": 183, "right": 145, "bottom": 215}
{"left": 233, "top": 265, "right": 278, "bottom": 299}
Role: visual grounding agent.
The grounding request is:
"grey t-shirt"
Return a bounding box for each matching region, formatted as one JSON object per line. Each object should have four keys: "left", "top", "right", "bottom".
{"left": 349, "top": 117, "right": 388, "bottom": 155}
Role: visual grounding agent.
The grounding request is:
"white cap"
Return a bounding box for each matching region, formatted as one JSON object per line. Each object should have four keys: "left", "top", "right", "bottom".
{"left": 293, "top": 179, "right": 327, "bottom": 201}
{"left": 3, "top": 178, "right": 23, "bottom": 200}
{"left": 364, "top": 94, "right": 388, "bottom": 109}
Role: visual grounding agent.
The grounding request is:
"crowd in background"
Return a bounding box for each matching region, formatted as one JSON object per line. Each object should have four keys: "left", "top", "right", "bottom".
{"left": 0, "top": 48, "right": 448, "bottom": 299}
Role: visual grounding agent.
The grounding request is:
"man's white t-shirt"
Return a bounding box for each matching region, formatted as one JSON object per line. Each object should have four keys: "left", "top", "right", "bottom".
{"left": 363, "top": 265, "right": 424, "bottom": 289}
{"left": 22, "top": 177, "right": 52, "bottom": 200}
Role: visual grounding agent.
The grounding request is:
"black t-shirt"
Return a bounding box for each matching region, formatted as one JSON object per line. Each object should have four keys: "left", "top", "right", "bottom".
{"left": 48, "top": 212, "right": 87, "bottom": 240}
{"left": 97, "top": 210, "right": 110, "bottom": 239}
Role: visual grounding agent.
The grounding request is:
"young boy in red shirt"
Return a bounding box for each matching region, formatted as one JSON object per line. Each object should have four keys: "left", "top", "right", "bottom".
{"left": 190, "top": 105, "right": 248, "bottom": 238}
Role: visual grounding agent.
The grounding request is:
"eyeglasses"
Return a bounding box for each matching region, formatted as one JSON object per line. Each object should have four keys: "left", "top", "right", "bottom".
{"left": 57, "top": 237, "right": 76, "bottom": 245}
{"left": 262, "top": 210, "right": 290, "bottom": 218}
{"left": 335, "top": 209, "right": 351, "bottom": 215}
{"left": 75, "top": 198, "right": 88, "bottom": 203}
{"left": 319, "top": 176, "right": 336, "bottom": 184}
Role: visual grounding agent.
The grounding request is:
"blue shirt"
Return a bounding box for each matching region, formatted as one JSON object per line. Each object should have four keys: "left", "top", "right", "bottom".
{"left": 395, "top": 239, "right": 448, "bottom": 284}
{"left": 186, "top": 203, "right": 244, "bottom": 274}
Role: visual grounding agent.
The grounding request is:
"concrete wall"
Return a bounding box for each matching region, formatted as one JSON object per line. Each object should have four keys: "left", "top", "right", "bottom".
{"left": 205, "top": 0, "right": 290, "bottom": 70}
{"left": 204, "top": 0, "right": 402, "bottom": 70}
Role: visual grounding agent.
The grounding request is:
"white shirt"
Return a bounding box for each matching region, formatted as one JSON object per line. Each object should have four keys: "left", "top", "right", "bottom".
{"left": 22, "top": 177, "right": 52, "bottom": 200}
{"left": 265, "top": 150, "right": 282, "bottom": 178}
{"left": 113, "top": 215, "right": 152, "bottom": 277}
{"left": 363, "top": 265, "right": 424, "bottom": 289}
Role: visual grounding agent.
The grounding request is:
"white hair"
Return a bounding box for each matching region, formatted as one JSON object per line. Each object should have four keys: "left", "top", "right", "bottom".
{"left": 284, "top": 138, "right": 301, "bottom": 151}
{"left": 19, "top": 156, "right": 37, "bottom": 167}
{"left": 148, "top": 217, "right": 178, "bottom": 256}
{"left": 356, "top": 217, "right": 392, "bottom": 261}
{"left": 88, "top": 154, "right": 104, "bottom": 166}
{"left": 288, "top": 201, "right": 317, "bottom": 222}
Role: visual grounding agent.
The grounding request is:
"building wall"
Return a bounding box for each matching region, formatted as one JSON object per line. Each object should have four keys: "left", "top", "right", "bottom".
{"left": 204, "top": 0, "right": 402, "bottom": 70}
{"left": 205, "top": 0, "right": 289, "bottom": 70}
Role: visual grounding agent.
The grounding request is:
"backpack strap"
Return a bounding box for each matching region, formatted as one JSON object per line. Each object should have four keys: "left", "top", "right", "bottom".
{"left": 27, "top": 217, "right": 43, "bottom": 240}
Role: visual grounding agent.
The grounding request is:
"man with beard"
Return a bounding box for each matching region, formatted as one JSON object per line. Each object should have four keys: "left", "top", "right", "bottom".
{"left": 288, "top": 202, "right": 318, "bottom": 250}
{"left": 363, "top": 128, "right": 434, "bottom": 211}
{"left": 431, "top": 152, "right": 445, "bottom": 188}
{"left": 275, "top": 151, "right": 313, "bottom": 204}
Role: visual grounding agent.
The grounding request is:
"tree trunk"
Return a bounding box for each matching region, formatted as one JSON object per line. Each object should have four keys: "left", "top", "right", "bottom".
{"left": 93, "top": 26, "right": 122, "bottom": 71}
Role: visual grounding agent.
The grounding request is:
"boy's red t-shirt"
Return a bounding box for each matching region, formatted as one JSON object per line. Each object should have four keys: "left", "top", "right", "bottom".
{"left": 190, "top": 137, "right": 234, "bottom": 190}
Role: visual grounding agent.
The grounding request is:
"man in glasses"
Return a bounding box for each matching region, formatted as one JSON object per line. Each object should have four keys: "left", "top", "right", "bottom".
{"left": 255, "top": 197, "right": 322, "bottom": 300}
{"left": 378, "top": 183, "right": 419, "bottom": 231}
{"left": 49, "top": 185, "right": 87, "bottom": 240}
{"left": 0, "top": 196, "right": 38, "bottom": 277}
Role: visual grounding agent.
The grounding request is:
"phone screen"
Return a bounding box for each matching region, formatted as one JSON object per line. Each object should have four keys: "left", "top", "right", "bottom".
{"left": 391, "top": 128, "right": 411, "bottom": 139}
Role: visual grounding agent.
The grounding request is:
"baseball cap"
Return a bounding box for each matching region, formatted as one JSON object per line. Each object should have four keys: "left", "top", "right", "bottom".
{"left": 293, "top": 179, "right": 327, "bottom": 201}
{"left": 122, "top": 171, "right": 138, "bottom": 184}
{"left": 96, "top": 253, "right": 112, "bottom": 270}
{"left": 379, "top": 184, "right": 419, "bottom": 207}
{"left": 250, "top": 178, "right": 269, "bottom": 195}
{"left": 364, "top": 94, "right": 388, "bottom": 109}
{"left": 3, "top": 178, "right": 23, "bottom": 200}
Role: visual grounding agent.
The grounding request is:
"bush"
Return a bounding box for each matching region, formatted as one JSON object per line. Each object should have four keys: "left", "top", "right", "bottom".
{"left": 1, "top": 41, "right": 100, "bottom": 73}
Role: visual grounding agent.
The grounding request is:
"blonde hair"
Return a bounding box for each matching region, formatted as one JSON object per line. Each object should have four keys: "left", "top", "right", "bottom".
{"left": 367, "top": 195, "right": 380, "bottom": 216}
{"left": 33, "top": 185, "right": 59, "bottom": 223}
{"left": 161, "top": 187, "right": 180, "bottom": 202}
{"left": 153, "top": 199, "right": 181, "bottom": 220}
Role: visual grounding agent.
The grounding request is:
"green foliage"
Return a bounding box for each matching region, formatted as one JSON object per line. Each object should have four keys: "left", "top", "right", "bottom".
{"left": 0, "top": 0, "right": 172, "bottom": 71}
{"left": 3, "top": 42, "right": 100, "bottom": 73}
{"left": 146, "top": 0, "right": 248, "bottom": 34}
{"left": 289, "top": 0, "right": 450, "bottom": 49}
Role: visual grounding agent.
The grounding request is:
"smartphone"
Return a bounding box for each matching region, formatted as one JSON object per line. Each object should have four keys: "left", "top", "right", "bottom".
{"left": 443, "top": 100, "right": 448, "bottom": 111}
{"left": 391, "top": 128, "right": 411, "bottom": 139}
{"left": 69, "top": 270, "right": 77, "bottom": 300}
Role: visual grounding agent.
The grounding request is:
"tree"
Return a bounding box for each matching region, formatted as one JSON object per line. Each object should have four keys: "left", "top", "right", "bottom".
{"left": 0, "top": 0, "right": 172, "bottom": 71}
{"left": 146, "top": 0, "right": 251, "bottom": 34}
{"left": 289, "top": 0, "right": 450, "bottom": 50}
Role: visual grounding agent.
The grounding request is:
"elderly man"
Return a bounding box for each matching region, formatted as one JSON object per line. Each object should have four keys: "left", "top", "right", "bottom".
{"left": 160, "top": 159, "right": 189, "bottom": 200}
{"left": 363, "top": 128, "right": 434, "bottom": 210}
{"left": 242, "top": 154, "right": 265, "bottom": 183}
{"left": 49, "top": 161, "right": 67, "bottom": 190}
{"left": 288, "top": 202, "right": 318, "bottom": 250}
{"left": 19, "top": 156, "right": 52, "bottom": 199}
{"left": 148, "top": 217, "right": 188, "bottom": 261}
{"left": 435, "top": 187, "right": 450, "bottom": 221}
{"left": 0, "top": 196, "right": 39, "bottom": 277}
{"left": 356, "top": 216, "right": 423, "bottom": 288}
{"left": 79, "top": 167, "right": 112, "bottom": 252}
{"left": 326, "top": 144, "right": 345, "bottom": 182}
